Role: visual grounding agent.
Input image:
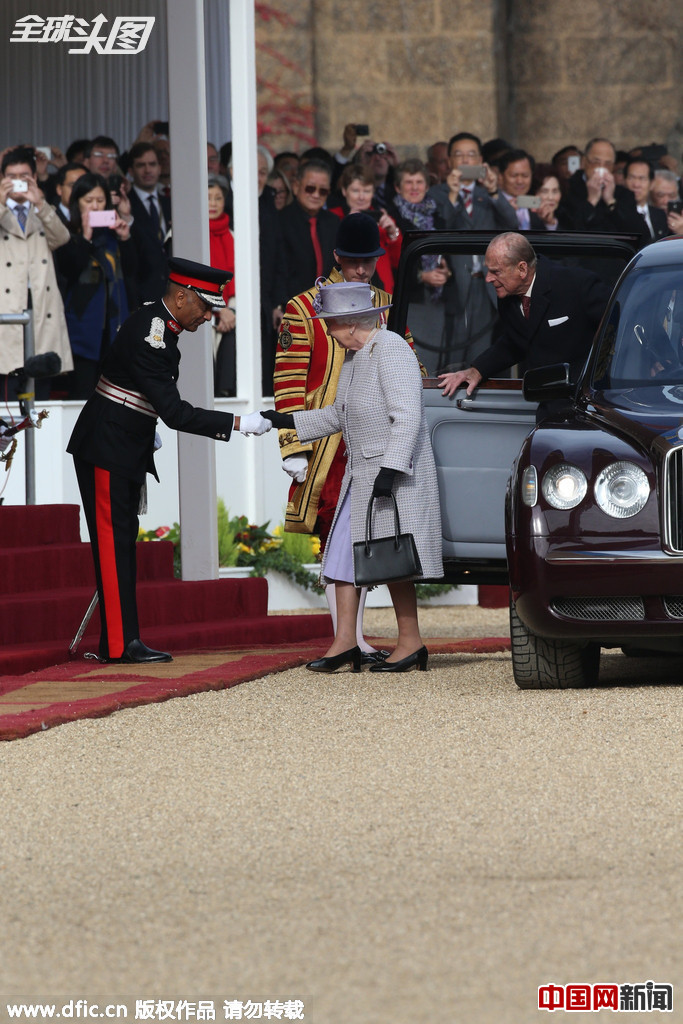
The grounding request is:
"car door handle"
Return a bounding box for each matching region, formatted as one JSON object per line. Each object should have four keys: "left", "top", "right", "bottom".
{"left": 456, "top": 397, "right": 535, "bottom": 412}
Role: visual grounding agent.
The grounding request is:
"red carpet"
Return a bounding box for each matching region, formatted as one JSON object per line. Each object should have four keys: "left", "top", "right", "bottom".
{"left": 0, "top": 636, "right": 510, "bottom": 741}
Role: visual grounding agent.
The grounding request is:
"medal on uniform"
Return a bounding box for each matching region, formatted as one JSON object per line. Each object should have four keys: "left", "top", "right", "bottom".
{"left": 280, "top": 321, "right": 293, "bottom": 351}
{"left": 145, "top": 316, "right": 166, "bottom": 349}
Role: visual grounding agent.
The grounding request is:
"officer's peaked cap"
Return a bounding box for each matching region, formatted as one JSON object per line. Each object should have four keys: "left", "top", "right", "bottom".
{"left": 167, "top": 257, "right": 232, "bottom": 308}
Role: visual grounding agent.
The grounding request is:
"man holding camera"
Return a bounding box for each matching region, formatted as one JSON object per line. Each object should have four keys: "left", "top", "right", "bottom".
{"left": 0, "top": 146, "right": 72, "bottom": 399}
{"left": 426, "top": 132, "right": 517, "bottom": 369}
{"left": 428, "top": 132, "right": 517, "bottom": 230}
{"left": 558, "top": 137, "right": 648, "bottom": 244}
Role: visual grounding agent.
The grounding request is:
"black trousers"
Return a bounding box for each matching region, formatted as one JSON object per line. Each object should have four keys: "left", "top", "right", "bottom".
{"left": 74, "top": 457, "right": 142, "bottom": 659}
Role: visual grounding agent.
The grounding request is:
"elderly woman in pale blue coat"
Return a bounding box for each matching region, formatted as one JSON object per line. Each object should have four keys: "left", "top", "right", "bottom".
{"left": 264, "top": 281, "right": 443, "bottom": 673}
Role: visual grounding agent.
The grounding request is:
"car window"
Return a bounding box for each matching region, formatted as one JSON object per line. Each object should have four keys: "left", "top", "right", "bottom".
{"left": 394, "top": 234, "right": 633, "bottom": 378}
{"left": 592, "top": 266, "right": 683, "bottom": 387}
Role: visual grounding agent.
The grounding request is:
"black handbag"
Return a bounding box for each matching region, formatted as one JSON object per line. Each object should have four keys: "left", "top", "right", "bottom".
{"left": 353, "top": 493, "right": 422, "bottom": 586}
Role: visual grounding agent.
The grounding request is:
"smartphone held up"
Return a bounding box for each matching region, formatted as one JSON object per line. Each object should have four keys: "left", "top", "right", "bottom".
{"left": 89, "top": 209, "right": 117, "bottom": 228}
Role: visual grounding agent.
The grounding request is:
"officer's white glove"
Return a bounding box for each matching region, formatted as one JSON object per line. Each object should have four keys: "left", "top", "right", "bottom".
{"left": 154, "top": 431, "right": 163, "bottom": 451}
{"left": 239, "top": 411, "right": 273, "bottom": 436}
{"left": 283, "top": 454, "right": 309, "bottom": 484}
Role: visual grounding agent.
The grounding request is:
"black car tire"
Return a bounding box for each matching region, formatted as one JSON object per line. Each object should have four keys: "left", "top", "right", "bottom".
{"left": 509, "top": 593, "right": 600, "bottom": 689}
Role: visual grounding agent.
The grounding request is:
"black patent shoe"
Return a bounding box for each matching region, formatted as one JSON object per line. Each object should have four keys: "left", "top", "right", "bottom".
{"left": 306, "top": 646, "right": 362, "bottom": 673}
{"left": 369, "top": 646, "right": 428, "bottom": 673}
{"left": 361, "top": 649, "right": 390, "bottom": 666}
{"left": 108, "top": 639, "right": 173, "bottom": 664}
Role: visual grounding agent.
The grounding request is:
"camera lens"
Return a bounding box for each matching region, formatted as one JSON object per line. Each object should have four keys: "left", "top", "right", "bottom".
{"left": 373, "top": 143, "right": 387, "bottom": 156}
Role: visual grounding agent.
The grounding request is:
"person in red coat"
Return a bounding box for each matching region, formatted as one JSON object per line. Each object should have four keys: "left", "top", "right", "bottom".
{"left": 329, "top": 165, "right": 402, "bottom": 292}
{"left": 208, "top": 176, "right": 237, "bottom": 395}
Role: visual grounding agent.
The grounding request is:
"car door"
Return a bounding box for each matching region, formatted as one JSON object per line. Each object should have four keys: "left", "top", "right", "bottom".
{"left": 388, "top": 230, "right": 639, "bottom": 583}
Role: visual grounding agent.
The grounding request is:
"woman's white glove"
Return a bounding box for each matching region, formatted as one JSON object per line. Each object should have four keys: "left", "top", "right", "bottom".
{"left": 283, "top": 454, "right": 309, "bottom": 483}
{"left": 239, "top": 411, "right": 273, "bottom": 436}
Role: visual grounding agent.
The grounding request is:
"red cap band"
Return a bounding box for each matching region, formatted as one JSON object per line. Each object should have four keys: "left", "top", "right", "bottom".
{"left": 168, "top": 271, "right": 224, "bottom": 292}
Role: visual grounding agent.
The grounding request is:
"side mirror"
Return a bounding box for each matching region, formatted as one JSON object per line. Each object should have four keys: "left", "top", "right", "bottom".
{"left": 523, "top": 363, "right": 572, "bottom": 402}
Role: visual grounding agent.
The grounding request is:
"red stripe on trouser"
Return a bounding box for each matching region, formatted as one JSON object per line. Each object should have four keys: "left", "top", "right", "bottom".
{"left": 94, "top": 466, "right": 125, "bottom": 658}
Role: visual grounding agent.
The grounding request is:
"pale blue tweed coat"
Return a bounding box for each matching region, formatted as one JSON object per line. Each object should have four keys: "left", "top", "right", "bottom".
{"left": 293, "top": 328, "right": 443, "bottom": 582}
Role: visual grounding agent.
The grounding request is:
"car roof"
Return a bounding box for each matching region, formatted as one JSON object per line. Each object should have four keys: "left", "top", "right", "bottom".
{"left": 628, "top": 234, "right": 683, "bottom": 268}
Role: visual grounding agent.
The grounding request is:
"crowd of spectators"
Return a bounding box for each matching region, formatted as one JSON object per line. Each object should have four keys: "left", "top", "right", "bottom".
{"left": 1, "top": 121, "right": 681, "bottom": 401}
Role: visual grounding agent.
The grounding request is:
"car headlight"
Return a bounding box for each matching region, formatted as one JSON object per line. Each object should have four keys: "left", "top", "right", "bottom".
{"left": 594, "top": 461, "right": 649, "bottom": 518}
{"left": 542, "top": 464, "right": 587, "bottom": 510}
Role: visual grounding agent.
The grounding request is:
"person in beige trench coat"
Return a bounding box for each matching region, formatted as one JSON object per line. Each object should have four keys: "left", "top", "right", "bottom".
{"left": 0, "top": 147, "right": 73, "bottom": 392}
{"left": 263, "top": 280, "right": 443, "bottom": 674}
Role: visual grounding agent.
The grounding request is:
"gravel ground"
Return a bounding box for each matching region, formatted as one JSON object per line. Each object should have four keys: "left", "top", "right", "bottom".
{"left": 1, "top": 604, "right": 681, "bottom": 1024}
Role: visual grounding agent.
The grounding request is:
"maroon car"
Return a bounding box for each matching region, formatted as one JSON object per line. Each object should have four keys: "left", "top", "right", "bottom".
{"left": 391, "top": 229, "right": 667, "bottom": 689}
{"left": 507, "top": 236, "right": 683, "bottom": 687}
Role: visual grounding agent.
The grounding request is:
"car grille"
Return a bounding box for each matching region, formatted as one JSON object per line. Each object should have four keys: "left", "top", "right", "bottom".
{"left": 551, "top": 596, "right": 645, "bottom": 621}
{"left": 662, "top": 446, "right": 683, "bottom": 553}
{"left": 663, "top": 597, "right": 683, "bottom": 618}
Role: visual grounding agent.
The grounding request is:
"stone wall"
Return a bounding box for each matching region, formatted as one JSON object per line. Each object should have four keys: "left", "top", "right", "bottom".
{"left": 255, "top": 0, "right": 502, "bottom": 160}
{"left": 507, "top": 0, "right": 683, "bottom": 162}
{"left": 255, "top": 0, "right": 683, "bottom": 165}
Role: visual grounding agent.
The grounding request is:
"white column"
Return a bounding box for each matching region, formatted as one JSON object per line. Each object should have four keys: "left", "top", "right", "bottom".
{"left": 166, "top": 0, "right": 218, "bottom": 579}
{"left": 229, "top": 0, "right": 265, "bottom": 523}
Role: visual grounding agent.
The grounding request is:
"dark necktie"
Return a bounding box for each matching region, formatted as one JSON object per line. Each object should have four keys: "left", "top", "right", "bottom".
{"left": 461, "top": 188, "right": 474, "bottom": 216}
{"left": 521, "top": 295, "right": 531, "bottom": 319}
{"left": 148, "top": 194, "right": 162, "bottom": 240}
{"left": 309, "top": 215, "right": 323, "bottom": 279}
{"left": 15, "top": 205, "right": 28, "bottom": 232}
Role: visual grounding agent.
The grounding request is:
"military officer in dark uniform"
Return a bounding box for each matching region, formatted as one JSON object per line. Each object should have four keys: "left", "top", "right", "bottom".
{"left": 68, "top": 257, "right": 272, "bottom": 664}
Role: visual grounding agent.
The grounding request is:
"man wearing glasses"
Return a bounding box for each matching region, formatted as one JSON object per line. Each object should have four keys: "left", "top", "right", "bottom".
{"left": 83, "top": 136, "right": 120, "bottom": 178}
{"left": 278, "top": 158, "right": 338, "bottom": 303}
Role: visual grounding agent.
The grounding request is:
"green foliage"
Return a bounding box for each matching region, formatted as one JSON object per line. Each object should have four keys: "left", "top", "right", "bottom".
{"left": 140, "top": 509, "right": 454, "bottom": 598}
{"left": 247, "top": 546, "right": 324, "bottom": 593}
{"left": 415, "top": 582, "right": 456, "bottom": 600}
{"left": 217, "top": 499, "right": 240, "bottom": 567}
{"left": 279, "top": 528, "right": 320, "bottom": 564}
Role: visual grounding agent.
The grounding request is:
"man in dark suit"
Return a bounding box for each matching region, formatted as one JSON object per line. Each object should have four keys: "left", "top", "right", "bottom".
{"left": 438, "top": 232, "right": 610, "bottom": 404}
{"left": 128, "top": 141, "right": 172, "bottom": 304}
{"left": 52, "top": 162, "right": 87, "bottom": 226}
{"left": 68, "top": 258, "right": 272, "bottom": 665}
{"left": 623, "top": 158, "right": 668, "bottom": 243}
{"left": 558, "top": 137, "right": 648, "bottom": 244}
{"left": 277, "top": 158, "right": 338, "bottom": 304}
{"left": 427, "top": 132, "right": 518, "bottom": 370}
{"left": 428, "top": 132, "right": 518, "bottom": 231}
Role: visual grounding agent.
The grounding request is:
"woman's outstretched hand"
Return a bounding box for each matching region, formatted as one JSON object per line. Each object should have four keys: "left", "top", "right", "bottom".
{"left": 261, "top": 409, "right": 295, "bottom": 430}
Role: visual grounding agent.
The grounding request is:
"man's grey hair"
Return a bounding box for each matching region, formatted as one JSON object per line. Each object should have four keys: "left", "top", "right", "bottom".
{"left": 654, "top": 169, "right": 678, "bottom": 185}
{"left": 257, "top": 145, "right": 274, "bottom": 174}
{"left": 584, "top": 137, "right": 615, "bottom": 159}
{"left": 488, "top": 231, "right": 538, "bottom": 269}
